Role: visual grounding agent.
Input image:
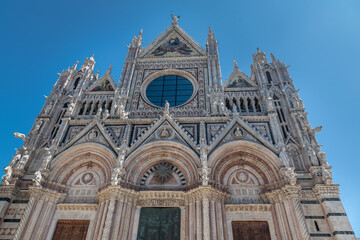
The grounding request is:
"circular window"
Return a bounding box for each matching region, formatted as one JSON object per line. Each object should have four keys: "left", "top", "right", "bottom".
{"left": 145, "top": 75, "right": 194, "bottom": 107}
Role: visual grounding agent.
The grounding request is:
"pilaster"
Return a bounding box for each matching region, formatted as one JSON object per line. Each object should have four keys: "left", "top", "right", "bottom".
{"left": 313, "top": 184, "right": 355, "bottom": 240}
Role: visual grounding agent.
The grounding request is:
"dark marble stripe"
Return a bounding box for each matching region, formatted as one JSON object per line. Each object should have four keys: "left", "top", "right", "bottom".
{"left": 3, "top": 219, "right": 20, "bottom": 222}
{"left": 310, "top": 233, "right": 331, "bottom": 237}
{"left": 300, "top": 200, "right": 319, "bottom": 204}
{"left": 305, "top": 216, "right": 325, "bottom": 219}
{"left": 0, "top": 198, "right": 11, "bottom": 202}
{"left": 333, "top": 231, "right": 354, "bottom": 235}
{"left": 12, "top": 200, "right": 29, "bottom": 204}
{"left": 321, "top": 198, "right": 340, "bottom": 202}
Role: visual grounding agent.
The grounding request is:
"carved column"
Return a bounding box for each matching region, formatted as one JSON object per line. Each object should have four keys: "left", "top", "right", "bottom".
{"left": 15, "top": 187, "right": 66, "bottom": 240}
{"left": 266, "top": 185, "right": 310, "bottom": 240}
{"left": 314, "top": 184, "right": 355, "bottom": 239}
{"left": 0, "top": 186, "right": 19, "bottom": 223}
{"left": 96, "top": 186, "right": 138, "bottom": 240}
{"left": 187, "top": 186, "right": 228, "bottom": 240}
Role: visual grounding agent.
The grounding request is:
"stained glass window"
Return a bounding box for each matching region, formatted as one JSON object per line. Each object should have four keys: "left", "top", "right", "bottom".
{"left": 146, "top": 75, "right": 194, "bottom": 107}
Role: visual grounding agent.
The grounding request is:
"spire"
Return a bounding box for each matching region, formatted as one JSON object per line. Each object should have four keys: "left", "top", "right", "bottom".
{"left": 71, "top": 61, "right": 79, "bottom": 70}
{"left": 253, "top": 48, "right": 267, "bottom": 63}
{"left": 82, "top": 54, "right": 96, "bottom": 70}
{"left": 270, "top": 53, "right": 276, "bottom": 63}
{"left": 233, "top": 60, "right": 239, "bottom": 69}
{"left": 206, "top": 27, "right": 218, "bottom": 55}
{"left": 106, "top": 64, "right": 112, "bottom": 75}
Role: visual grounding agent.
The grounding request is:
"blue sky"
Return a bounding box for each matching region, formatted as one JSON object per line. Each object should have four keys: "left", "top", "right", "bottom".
{"left": 1, "top": 0, "right": 359, "bottom": 235}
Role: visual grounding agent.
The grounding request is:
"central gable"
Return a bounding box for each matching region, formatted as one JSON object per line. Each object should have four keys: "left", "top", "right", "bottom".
{"left": 140, "top": 24, "right": 206, "bottom": 59}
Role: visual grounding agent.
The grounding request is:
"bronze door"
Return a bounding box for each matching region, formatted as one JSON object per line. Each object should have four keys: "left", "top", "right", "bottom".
{"left": 232, "top": 221, "right": 271, "bottom": 240}
{"left": 52, "top": 220, "right": 90, "bottom": 240}
{"left": 137, "top": 207, "right": 180, "bottom": 240}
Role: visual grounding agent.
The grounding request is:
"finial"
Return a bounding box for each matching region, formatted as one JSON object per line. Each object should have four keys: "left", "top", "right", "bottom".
{"left": 209, "top": 27, "right": 212, "bottom": 33}
{"left": 233, "top": 60, "right": 238, "bottom": 67}
{"left": 106, "top": 64, "right": 112, "bottom": 74}
{"left": 257, "top": 48, "right": 260, "bottom": 53}
{"left": 139, "top": 29, "right": 143, "bottom": 37}
{"left": 270, "top": 53, "right": 276, "bottom": 63}
{"left": 72, "top": 60, "right": 79, "bottom": 70}
{"left": 90, "top": 54, "right": 95, "bottom": 61}
{"left": 171, "top": 13, "right": 180, "bottom": 24}
{"left": 96, "top": 70, "right": 99, "bottom": 79}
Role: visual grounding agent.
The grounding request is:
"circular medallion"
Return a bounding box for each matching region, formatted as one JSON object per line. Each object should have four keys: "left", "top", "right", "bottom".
{"left": 87, "top": 129, "right": 99, "bottom": 141}
{"left": 235, "top": 171, "right": 250, "bottom": 184}
{"left": 81, "top": 172, "right": 94, "bottom": 184}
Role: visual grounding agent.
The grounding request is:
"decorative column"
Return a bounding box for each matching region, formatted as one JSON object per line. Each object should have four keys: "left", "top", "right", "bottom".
{"left": 314, "top": 184, "right": 355, "bottom": 239}
{"left": 265, "top": 185, "right": 311, "bottom": 240}
{"left": 14, "top": 187, "right": 66, "bottom": 240}
{"left": 187, "top": 186, "right": 229, "bottom": 240}
{"left": 96, "top": 185, "right": 138, "bottom": 240}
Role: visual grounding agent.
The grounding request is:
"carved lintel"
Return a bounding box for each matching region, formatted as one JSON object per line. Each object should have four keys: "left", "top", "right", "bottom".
{"left": 56, "top": 203, "right": 98, "bottom": 211}
{"left": 225, "top": 204, "right": 272, "bottom": 212}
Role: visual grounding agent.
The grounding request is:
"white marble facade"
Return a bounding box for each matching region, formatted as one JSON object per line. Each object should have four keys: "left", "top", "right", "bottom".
{"left": 0, "top": 17, "right": 355, "bottom": 240}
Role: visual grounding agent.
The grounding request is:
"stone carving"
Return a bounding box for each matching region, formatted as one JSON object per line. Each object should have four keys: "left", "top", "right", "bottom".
{"left": 160, "top": 126, "right": 171, "bottom": 139}
{"left": 171, "top": 13, "right": 180, "bottom": 24}
{"left": 233, "top": 127, "right": 243, "bottom": 139}
{"left": 111, "top": 168, "right": 121, "bottom": 185}
{"left": 32, "top": 120, "right": 43, "bottom": 134}
{"left": 1, "top": 166, "right": 12, "bottom": 185}
{"left": 282, "top": 167, "right": 297, "bottom": 186}
{"left": 81, "top": 172, "right": 94, "bottom": 184}
{"left": 41, "top": 148, "right": 52, "bottom": 169}
{"left": 87, "top": 129, "right": 99, "bottom": 141}
{"left": 33, "top": 170, "right": 43, "bottom": 187}
{"left": 118, "top": 103, "right": 128, "bottom": 119}
{"left": 200, "top": 138, "right": 209, "bottom": 185}
{"left": 66, "top": 101, "right": 76, "bottom": 115}
{"left": 291, "top": 90, "right": 304, "bottom": 108}
{"left": 164, "top": 100, "right": 170, "bottom": 115}
{"left": 102, "top": 109, "right": 110, "bottom": 120}
{"left": 44, "top": 102, "right": 53, "bottom": 114}
{"left": 9, "top": 148, "right": 22, "bottom": 167}
{"left": 307, "top": 146, "right": 319, "bottom": 166}
{"left": 16, "top": 150, "right": 29, "bottom": 169}
{"left": 14, "top": 132, "right": 26, "bottom": 141}
{"left": 317, "top": 150, "right": 328, "bottom": 166}
{"left": 154, "top": 162, "right": 172, "bottom": 183}
{"left": 322, "top": 165, "right": 332, "bottom": 185}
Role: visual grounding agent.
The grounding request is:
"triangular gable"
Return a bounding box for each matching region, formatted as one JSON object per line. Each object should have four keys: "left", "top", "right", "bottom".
{"left": 57, "top": 120, "right": 119, "bottom": 155}
{"left": 86, "top": 69, "right": 116, "bottom": 93}
{"left": 208, "top": 116, "right": 278, "bottom": 154}
{"left": 224, "top": 61, "right": 257, "bottom": 91}
{"left": 140, "top": 24, "right": 206, "bottom": 58}
{"left": 128, "top": 114, "right": 198, "bottom": 155}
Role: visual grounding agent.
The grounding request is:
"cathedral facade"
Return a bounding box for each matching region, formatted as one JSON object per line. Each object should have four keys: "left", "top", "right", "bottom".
{"left": 0, "top": 17, "right": 355, "bottom": 240}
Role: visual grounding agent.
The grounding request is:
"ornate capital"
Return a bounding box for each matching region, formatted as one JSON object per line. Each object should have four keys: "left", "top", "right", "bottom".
{"left": 96, "top": 185, "right": 138, "bottom": 203}
{"left": 29, "top": 186, "right": 67, "bottom": 203}
{"left": 313, "top": 184, "right": 340, "bottom": 200}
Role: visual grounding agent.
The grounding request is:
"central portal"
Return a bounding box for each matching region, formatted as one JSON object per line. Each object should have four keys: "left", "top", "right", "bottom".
{"left": 137, "top": 207, "right": 181, "bottom": 240}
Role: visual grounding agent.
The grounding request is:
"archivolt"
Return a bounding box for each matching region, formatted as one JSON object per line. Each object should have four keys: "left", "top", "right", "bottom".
{"left": 49, "top": 142, "right": 117, "bottom": 185}
{"left": 209, "top": 141, "right": 282, "bottom": 185}
{"left": 125, "top": 141, "right": 200, "bottom": 185}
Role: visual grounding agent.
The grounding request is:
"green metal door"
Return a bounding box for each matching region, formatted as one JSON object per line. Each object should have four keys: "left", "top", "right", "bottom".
{"left": 137, "top": 207, "right": 181, "bottom": 240}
